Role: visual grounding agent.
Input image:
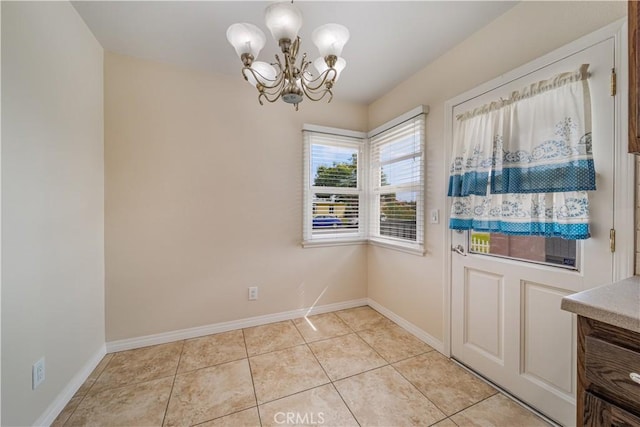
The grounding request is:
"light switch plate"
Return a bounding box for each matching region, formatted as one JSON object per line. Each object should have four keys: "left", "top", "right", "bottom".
{"left": 430, "top": 209, "right": 439, "bottom": 224}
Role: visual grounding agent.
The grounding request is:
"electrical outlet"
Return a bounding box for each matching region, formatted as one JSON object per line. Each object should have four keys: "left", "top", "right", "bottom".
{"left": 32, "top": 357, "right": 45, "bottom": 390}
{"left": 248, "top": 286, "right": 258, "bottom": 301}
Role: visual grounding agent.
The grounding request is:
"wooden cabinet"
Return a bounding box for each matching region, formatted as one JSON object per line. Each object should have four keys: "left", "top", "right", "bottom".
{"left": 584, "top": 392, "right": 640, "bottom": 426}
{"left": 578, "top": 316, "right": 640, "bottom": 426}
{"left": 630, "top": 0, "right": 640, "bottom": 153}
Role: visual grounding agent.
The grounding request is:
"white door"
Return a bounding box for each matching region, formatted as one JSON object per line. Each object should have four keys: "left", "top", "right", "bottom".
{"left": 450, "top": 38, "right": 615, "bottom": 426}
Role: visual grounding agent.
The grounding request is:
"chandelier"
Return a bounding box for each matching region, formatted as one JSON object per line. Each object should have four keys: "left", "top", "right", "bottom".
{"left": 226, "top": 2, "right": 349, "bottom": 110}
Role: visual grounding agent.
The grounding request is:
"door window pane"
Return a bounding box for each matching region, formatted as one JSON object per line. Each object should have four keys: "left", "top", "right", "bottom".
{"left": 469, "top": 231, "right": 577, "bottom": 269}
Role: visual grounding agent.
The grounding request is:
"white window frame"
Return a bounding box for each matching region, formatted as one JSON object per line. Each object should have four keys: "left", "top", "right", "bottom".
{"left": 302, "top": 124, "right": 367, "bottom": 247}
{"left": 368, "top": 106, "right": 426, "bottom": 255}
{"left": 302, "top": 106, "right": 427, "bottom": 255}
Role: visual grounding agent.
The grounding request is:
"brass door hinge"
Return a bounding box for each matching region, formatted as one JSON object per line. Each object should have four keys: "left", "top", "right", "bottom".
{"left": 611, "top": 68, "right": 617, "bottom": 96}
{"left": 610, "top": 228, "right": 616, "bottom": 253}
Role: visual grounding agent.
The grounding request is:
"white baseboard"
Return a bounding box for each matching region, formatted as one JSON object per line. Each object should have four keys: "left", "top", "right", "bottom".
{"left": 34, "top": 344, "right": 106, "bottom": 427}
{"left": 106, "top": 298, "right": 369, "bottom": 353}
{"left": 367, "top": 298, "right": 445, "bottom": 354}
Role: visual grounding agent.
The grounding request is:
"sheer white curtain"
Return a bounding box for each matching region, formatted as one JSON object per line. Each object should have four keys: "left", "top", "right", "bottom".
{"left": 448, "top": 65, "right": 595, "bottom": 239}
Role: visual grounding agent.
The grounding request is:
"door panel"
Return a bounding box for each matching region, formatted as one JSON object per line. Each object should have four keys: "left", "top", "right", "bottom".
{"left": 464, "top": 268, "right": 504, "bottom": 363}
{"left": 521, "top": 282, "right": 575, "bottom": 396}
{"left": 451, "top": 37, "right": 615, "bottom": 426}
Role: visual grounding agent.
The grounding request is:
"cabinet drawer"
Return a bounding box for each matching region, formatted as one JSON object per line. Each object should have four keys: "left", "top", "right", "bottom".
{"left": 585, "top": 335, "right": 640, "bottom": 410}
{"left": 584, "top": 392, "right": 640, "bottom": 427}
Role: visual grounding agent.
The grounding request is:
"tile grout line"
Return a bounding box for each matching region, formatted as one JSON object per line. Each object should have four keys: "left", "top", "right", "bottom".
{"left": 328, "top": 381, "right": 362, "bottom": 427}
{"left": 446, "top": 359, "right": 551, "bottom": 422}
{"left": 78, "top": 344, "right": 188, "bottom": 396}
{"left": 269, "top": 318, "right": 361, "bottom": 424}
{"left": 448, "top": 358, "right": 557, "bottom": 424}
{"left": 389, "top": 361, "right": 450, "bottom": 423}
{"left": 313, "top": 308, "right": 423, "bottom": 426}
{"left": 344, "top": 311, "right": 451, "bottom": 424}
{"left": 387, "top": 344, "right": 503, "bottom": 423}
{"left": 309, "top": 309, "right": 404, "bottom": 425}
{"left": 351, "top": 329, "right": 392, "bottom": 363}
{"left": 445, "top": 418, "right": 460, "bottom": 427}
{"left": 160, "top": 340, "right": 186, "bottom": 427}
{"left": 184, "top": 330, "right": 257, "bottom": 426}
{"left": 242, "top": 329, "right": 263, "bottom": 427}
{"left": 245, "top": 320, "right": 306, "bottom": 359}
{"left": 333, "top": 311, "right": 358, "bottom": 334}
{"left": 213, "top": 314, "right": 439, "bottom": 425}
{"left": 252, "top": 318, "right": 361, "bottom": 424}
{"left": 255, "top": 381, "right": 333, "bottom": 407}
{"left": 303, "top": 331, "right": 352, "bottom": 345}
{"left": 328, "top": 361, "right": 392, "bottom": 383}
{"left": 290, "top": 314, "right": 350, "bottom": 346}
{"left": 385, "top": 348, "right": 435, "bottom": 365}
{"left": 443, "top": 393, "right": 497, "bottom": 420}
{"left": 191, "top": 406, "right": 257, "bottom": 427}
{"left": 76, "top": 372, "right": 179, "bottom": 397}
{"left": 167, "top": 355, "right": 248, "bottom": 376}
{"left": 60, "top": 353, "right": 116, "bottom": 426}
{"left": 59, "top": 394, "right": 85, "bottom": 426}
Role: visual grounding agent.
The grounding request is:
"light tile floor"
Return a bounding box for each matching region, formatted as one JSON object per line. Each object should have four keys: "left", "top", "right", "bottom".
{"left": 53, "top": 306, "right": 551, "bottom": 427}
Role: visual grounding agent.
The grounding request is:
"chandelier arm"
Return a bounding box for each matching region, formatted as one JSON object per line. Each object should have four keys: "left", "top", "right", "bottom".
{"left": 299, "top": 60, "right": 314, "bottom": 84}
{"left": 301, "top": 84, "right": 333, "bottom": 103}
{"left": 274, "top": 54, "right": 283, "bottom": 72}
{"left": 290, "top": 37, "right": 300, "bottom": 61}
{"left": 258, "top": 75, "right": 288, "bottom": 102}
{"left": 261, "top": 88, "right": 285, "bottom": 101}
{"left": 298, "top": 52, "right": 308, "bottom": 72}
{"left": 258, "top": 91, "right": 283, "bottom": 105}
{"left": 262, "top": 75, "right": 288, "bottom": 97}
{"left": 286, "top": 54, "right": 297, "bottom": 83}
{"left": 301, "top": 68, "right": 337, "bottom": 92}
{"left": 242, "top": 67, "right": 275, "bottom": 87}
{"left": 242, "top": 66, "right": 287, "bottom": 92}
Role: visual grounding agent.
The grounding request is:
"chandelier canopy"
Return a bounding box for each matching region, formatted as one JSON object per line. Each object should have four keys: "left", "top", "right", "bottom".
{"left": 226, "top": 2, "right": 349, "bottom": 110}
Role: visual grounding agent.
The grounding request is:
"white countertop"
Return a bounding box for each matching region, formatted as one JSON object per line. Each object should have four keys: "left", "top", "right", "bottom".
{"left": 561, "top": 276, "right": 640, "bottom": 333}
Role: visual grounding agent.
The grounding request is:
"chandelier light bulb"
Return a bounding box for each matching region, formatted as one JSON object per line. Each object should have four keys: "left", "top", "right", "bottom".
{"left": 245, "top": 61, "right": 277, "bottom": 87}
{"left": 312, "top": 24, "right": 350, "bottom": 57}
{"left": 226, "top": 23, "right": 266, "bottom": 59}
{"left": 264, "top": 2, "right": 303, "bottom": 42}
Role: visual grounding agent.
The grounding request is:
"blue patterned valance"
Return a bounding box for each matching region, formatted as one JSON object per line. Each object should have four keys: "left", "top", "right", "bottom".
{"left": 448, "top": 65, "right": 595, "bottom": 240}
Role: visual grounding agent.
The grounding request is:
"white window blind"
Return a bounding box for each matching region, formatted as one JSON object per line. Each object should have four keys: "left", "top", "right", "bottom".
{"left": 303, "top": 128, "right": 366, "bottom": 244}
{"left": 302, "top": 107, "right": 426, "bottom": 253}
{"left": 369, "top": 113, "right": 425, "bottom": 250}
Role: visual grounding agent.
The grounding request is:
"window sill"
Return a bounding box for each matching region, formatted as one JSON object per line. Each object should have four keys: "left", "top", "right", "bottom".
{"left": 302, "top": 238, "right": 368, "bottom": 249}
{"left": 302, "top": 237, "right": 425, "bottom": 256}
{"left": 368, "top": 238, "right": 425, "bottom": 256}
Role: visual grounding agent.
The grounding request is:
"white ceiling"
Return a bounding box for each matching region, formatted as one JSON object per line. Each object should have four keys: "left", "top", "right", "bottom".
{"left": 72, "top": 1, "right": 518, "bottom": 105}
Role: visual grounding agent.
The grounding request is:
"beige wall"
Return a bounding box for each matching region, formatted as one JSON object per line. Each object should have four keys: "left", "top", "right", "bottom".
{"left": 105, "top": 53, "right": 368, "bottom": 341}
{"left": 367, "top": 1, "right": 626, "bottom": 341}
{"left": 1, "top": 2, "right": 105, "bottom": 425}
{"left": 1, "top": 1, "right": 631, "bottom": 423}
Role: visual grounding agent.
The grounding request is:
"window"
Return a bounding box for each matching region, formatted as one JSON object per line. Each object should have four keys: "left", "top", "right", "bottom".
{"left": 369, "top": 111, "right": 425, "bottom": 252}
{"left": 469, "top": 231, "right": 577, "bottom": 269}
{"left": 302, "top": 107, "right": 426, "bottom": 253}
{"left": 303, "top": 126, "right": 366, "bottom": 244}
